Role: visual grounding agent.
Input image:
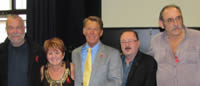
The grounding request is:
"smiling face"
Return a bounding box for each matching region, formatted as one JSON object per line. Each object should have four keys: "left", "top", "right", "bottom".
{"left": 120, "top": 31, "right": 140, "bottom": 58}
{"left": 47, "top": 48, "right": 65, "bottom": 66}
{"left": 6, "top": 15, "right": 25, "bottom": 47}
{"left": 160, "top": 7, "right": 185, "bottom": 37}
{"left": 44, "top": 37, "right": 66, "bottom": 66}
{"left": 83, "top": 20, "right": 103, "bottom": 47}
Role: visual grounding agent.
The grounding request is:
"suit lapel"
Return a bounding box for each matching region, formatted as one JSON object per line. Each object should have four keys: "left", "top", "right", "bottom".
{"left": 90, "top": 43, "right": 104, "bottom": 83}
{"left": 77, "top": 46, "right": 84, "bottom": 81}
{"left": 126, "top": 51, "right": 142, "bottom": 82}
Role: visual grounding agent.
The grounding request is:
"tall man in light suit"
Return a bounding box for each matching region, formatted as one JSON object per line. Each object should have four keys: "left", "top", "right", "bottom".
{"left": 72, "top": 16, "right": 122, "bottom": 86}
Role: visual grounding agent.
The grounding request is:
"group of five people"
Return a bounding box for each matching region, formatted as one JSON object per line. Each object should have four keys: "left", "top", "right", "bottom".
{"left": 0, "top": 4, "right": 200, "bottom": 86}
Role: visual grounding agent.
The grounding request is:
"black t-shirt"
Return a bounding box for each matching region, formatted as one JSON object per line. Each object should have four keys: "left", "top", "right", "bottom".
{"left": 8, "top": 42, "right": 29, "bottom": 86}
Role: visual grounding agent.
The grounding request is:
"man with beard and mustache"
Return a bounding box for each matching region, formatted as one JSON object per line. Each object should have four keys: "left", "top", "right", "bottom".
{"left": 0, "top": 15, "right": 46, "bottom": 86}
{"left": 120, "top": 30, "right": 157, "bottom": 86}
{"left": 149, "top": 5, "right": 200, "bottom": 86}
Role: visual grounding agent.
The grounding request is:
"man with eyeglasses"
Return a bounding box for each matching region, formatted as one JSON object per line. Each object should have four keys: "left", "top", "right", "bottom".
{"left": 120, "top": 30, "right": 157, "bottom": 86}
{"left": 149, "top": 5, "right": 200, "bottom": 86}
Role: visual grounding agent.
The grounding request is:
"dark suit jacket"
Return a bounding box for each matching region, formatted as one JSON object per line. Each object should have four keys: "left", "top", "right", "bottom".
{"left": 0, "top": 37, "right": 46, "bottom": 86}
{"left": 124, "top": 51, "right": 157, "bottom": 86}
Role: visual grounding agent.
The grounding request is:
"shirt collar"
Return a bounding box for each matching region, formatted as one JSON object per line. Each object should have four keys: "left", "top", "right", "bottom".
{"left": 163, "top": 27, "right": 188, "bottom": 41}
{"left": 122, "top": 55, "right": 135, "bottom": 66}
{"left": 85, "top": 41, "right": 101, "bottom": 50}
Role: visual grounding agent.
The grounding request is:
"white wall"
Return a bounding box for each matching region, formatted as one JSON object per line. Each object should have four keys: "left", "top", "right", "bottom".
{"left": 102, "top": 0, "right": 200, "bottom": 27}
{"left": 0, "top": 20, "right": 7, "bottom": 43}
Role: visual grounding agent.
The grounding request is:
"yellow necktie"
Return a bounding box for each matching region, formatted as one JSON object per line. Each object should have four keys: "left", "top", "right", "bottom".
{"left": 83, "top": 48, "right": 92, "bottom": 86}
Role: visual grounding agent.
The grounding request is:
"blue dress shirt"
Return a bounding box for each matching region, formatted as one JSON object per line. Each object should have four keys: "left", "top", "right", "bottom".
{"left": 121, "top": 55, "right": 134, "bottom": 86}
{"left": 81, "top": 42, "right": 101, "bottom": 75}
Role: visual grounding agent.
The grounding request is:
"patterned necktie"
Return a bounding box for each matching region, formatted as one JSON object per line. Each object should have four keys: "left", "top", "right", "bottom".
{"left": 83, "top": 48, "right": 92, "bottom": 86}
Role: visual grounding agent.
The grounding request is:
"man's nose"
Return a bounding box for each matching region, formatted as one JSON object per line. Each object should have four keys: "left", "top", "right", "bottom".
{"left": 173, "top": 20, "right": 179, "bottom": 26}
{"left": 124, "top": 42, "right": 130, "bottom": 46}
{"left": 89, "top": 29, "right": 95, "bottom": 34}
{"left": 13, "top": 28, "right": 18, "bottom": 33}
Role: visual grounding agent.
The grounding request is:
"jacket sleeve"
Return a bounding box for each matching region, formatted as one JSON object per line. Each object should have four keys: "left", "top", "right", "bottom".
{"left": 144, "top": 57, "right": 157, "bottom": 86}
{"left": 105, "top": 50, "right": 123, "bottom": 86}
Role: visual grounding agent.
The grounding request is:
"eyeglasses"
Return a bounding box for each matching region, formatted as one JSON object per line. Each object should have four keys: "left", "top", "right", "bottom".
{"left": 165, "top": 16, "right": 182, "bottom": 24}
{"left": 120, "top": 40, "right": 138, "bottom": 44}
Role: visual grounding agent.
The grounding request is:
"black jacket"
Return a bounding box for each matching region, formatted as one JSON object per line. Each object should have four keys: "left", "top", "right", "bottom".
{"left": 0, "top": 37, "right": 46, "bottom": 86}
{"left": 123, "top": 51, "right": 157, "bottom": 86}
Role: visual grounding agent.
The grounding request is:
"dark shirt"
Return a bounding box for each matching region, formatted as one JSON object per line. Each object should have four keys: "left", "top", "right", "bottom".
{"left": 8, "top": 42, "right": 29, "bottom": 86}
{"left": 42, "top": 61, "right": 74, "bottom": 86}
{"left": 121, "top": 55, "right": 134, "bottom": 86}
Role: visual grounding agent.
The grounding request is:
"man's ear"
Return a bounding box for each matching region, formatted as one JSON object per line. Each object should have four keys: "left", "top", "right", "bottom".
{"left": 159, "top": 20, "right": 165, "bottom": 29}
{"left": 83, "top": 28, "right": 86, "bottom": 35}
{"left": 138, "top": 40, "right": 140, "bottom": 47}
{"left": 100, "top": 29, "right": 103, "bottom": 37}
